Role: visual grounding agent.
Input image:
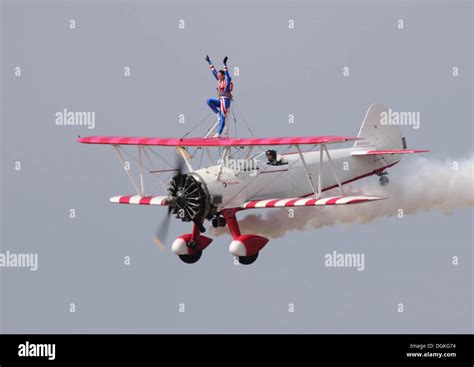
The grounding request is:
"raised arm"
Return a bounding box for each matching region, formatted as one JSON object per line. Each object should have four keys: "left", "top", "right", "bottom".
{"left": 223, "top": 56, "right": 232, "bottom": 91}
{"left": 205, "top": 55, "right": 218, "bottom": 80}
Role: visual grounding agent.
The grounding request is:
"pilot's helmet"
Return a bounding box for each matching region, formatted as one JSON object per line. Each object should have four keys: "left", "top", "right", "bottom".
{"left": 266, "top": 149, "right": 277, "bottom": 160}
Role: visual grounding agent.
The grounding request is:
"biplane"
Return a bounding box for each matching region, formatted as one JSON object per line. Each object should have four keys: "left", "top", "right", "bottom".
{"left": 78, "top": 104, "right": 428, "bottom": 265}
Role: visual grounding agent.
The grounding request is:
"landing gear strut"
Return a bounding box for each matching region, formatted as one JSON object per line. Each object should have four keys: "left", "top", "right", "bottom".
{"left": 377, "top": 171, "right": 389, "bottom": 186}
{"left": 172, "top": 223, "right": 213, "bottom": 264}
{"left": 223, "top": 209, "right": 269, "bottom": 265}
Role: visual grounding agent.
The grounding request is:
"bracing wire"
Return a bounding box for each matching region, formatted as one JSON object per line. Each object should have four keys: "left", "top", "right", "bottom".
{"left": 180, "top": 108, "right": 214, "bottom": 139}
{"left": 232, "top": 98, "right": 255, "bottom": 137}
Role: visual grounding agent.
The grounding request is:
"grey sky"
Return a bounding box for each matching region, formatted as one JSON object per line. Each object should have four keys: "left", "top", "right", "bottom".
{"left": 0, "top": 0, "right": 472, "bottom": 333}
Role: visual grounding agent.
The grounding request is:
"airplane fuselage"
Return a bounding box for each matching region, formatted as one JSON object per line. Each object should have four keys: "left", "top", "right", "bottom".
{"left": 193, "top": 147, "right": 401, "bottom": 210}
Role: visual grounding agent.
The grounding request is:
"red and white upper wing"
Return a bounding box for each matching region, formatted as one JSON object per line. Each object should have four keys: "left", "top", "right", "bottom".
{"left": 78, "top": 135, "right": 358, "bottom": 147}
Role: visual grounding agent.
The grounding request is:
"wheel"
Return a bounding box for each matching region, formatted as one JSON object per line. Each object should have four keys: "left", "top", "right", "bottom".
{"left": 218, "top": 216, "right": 226, "bottom": 227}
{"left": 238, "top": 252, "right": 259, "bottom": 265}
{"left": 187, "top": 240, "right": 197, "bottom": 249}
{"left": 379, "top": 176, "right": 389, "bottom": 186}
{"left": 179, "top": 250, "right": 202, "bottom": 264}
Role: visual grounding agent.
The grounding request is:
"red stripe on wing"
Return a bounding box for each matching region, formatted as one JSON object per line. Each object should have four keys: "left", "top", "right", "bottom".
{"left": 265, "top": 199, "right": 281, "bottom": 207}
{"left": 284, "top": 198, "right": 300, "bottom": 207}
{"left": 119, "top": 195, "right": 133, "bottom": 204}
{"left": 139, "top": 196, "right": 153, "bottom": 205}
{"left": 325, "top": 197, "right": 343, "bottom": 205}
{"left": 245, "top": 201, "right": 260, "bottom": 208}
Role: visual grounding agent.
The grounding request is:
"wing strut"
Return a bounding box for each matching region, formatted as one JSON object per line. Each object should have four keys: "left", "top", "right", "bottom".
{"left": 295, "top": 144, "right": 318, "bottom": 199}
{"left": 216, "top": 147, "right": 230, "bottom": 180}
{"left": 318, "top": 145, "right": 323, "bottom": 197}
{"left": 295, "top": 143, "right": 346, "bottom": 199}
{"left": 323, "top": 144, "right": 345, "bottom": 196}
{"left": 113, "top": 145, "right": 141, "bottom": 195}
{"left": 204, "top": 147, "right": 213, "bottom": 165}
{"left": 204, "top": 120, "right": 220, "bottom": 138}
{"left": 138, "top": 147, "right": 145, "bottom": 196}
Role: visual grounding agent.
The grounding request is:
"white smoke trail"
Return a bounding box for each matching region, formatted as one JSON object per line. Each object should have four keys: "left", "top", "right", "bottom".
{"left": 211, "top": 155, "right": 474, "bottom": 239}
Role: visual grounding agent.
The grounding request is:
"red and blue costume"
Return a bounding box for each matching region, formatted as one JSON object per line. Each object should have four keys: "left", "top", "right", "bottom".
{"left": 206, "top": 57, "right": 232, "bottom": 135}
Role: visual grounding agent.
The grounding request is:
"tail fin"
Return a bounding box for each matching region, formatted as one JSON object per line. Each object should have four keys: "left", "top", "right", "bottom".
{"left": 354, "top": 104, "right": 404, "bottom": 150}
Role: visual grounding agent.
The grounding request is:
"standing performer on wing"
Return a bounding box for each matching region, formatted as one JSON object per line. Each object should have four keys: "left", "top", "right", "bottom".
{"left": 205, "top": 55, "right": 233, "bottom": 138}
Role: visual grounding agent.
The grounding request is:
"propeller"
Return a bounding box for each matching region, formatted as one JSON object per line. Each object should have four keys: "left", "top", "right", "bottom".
{"left": 153, "top": 154, "right": 186, "bottom": 250}
{"left": 153, "top": 206, "right": 172, "bottom": 250}
{"left": 153, "top": 149, "right": 209, "bottom": 249}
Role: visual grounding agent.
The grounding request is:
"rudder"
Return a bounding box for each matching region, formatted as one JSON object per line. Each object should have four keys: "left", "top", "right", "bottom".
{"left": 354, "top": 104, "right": 404, "bottom": 150}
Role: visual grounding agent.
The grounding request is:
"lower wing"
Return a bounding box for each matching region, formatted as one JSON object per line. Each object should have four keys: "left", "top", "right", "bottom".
{"left": 241, "top": 195, "right": 386, "bottom": 208}
{"left": 109, "top": 194, "right": 386, "bottom": 209}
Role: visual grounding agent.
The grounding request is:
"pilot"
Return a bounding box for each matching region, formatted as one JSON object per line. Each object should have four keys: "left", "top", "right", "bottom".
{"left": 266, "top": 149, "right": 283, "bottom": 165}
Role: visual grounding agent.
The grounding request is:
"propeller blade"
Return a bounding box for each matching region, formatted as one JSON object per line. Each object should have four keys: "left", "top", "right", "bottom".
{"left": 153, "top": 151, "right": 188, "bottom": 249}
{"left": 153, "top": 206, "right": 172, "bottom": 250}
{"left": 176, "top": 154, "right": 186, "bottom": 176}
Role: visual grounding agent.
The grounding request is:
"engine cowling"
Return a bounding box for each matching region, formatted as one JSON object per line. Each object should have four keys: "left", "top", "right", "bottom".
{"left": 167, "top": 173, "right": 210, "bottom": 222}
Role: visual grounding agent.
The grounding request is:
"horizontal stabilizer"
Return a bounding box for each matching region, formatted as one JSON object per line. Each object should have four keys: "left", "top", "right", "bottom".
{"left": 352, "top": 149, "right": 429, "bottom": 156}
{"left": 110, "top": 195, "right": 169, "bottom": 205}
{"left": 241, "top": 195, "right": 387, "bottom": 209}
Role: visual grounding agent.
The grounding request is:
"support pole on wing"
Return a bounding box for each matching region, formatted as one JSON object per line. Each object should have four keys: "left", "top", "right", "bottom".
{"left": 204, "top": 147, "right": 213, "bottom": 165}
{"left": 216, "top": 147, "right": 229, "bottom": 181}
{"left": 295, "top": 144, "right": 318, "bottom": 199}
{"left": 138, "top": 146, "right": 145, "bottom": 196}
{"left": 113, "top": 145, "right": 141, "bottom": 196}
{"left": 204, "top": 120, "right": 220, "bottom": 138}
{"left": 323, "top": 144, "right": 345, "bottom": 196}
{"left": 318, "top": 144, "right": 324, "bottom": 197}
